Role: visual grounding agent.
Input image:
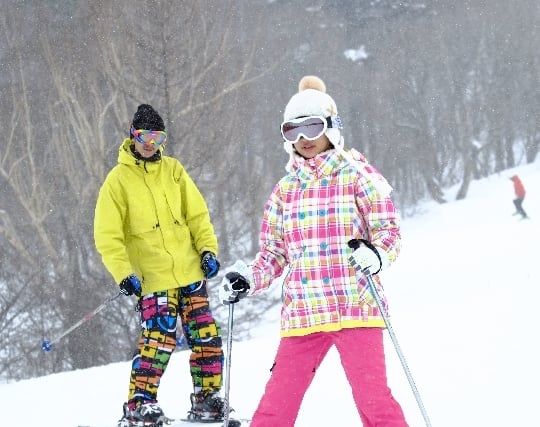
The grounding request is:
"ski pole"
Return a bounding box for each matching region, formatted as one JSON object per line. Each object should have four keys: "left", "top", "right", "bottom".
{"left": 348, "top": 239, "right": 433, "bottom": 427}
{"left": 41, "top": 291, "right": 123, "bottom": 352}
{"left": 222, "top": 302, "right": 235, "bottom": 427}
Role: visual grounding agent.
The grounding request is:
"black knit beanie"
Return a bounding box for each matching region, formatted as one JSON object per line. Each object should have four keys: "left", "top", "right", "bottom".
{"left": 132, "top": 104, "right": 165, "bottom": 131}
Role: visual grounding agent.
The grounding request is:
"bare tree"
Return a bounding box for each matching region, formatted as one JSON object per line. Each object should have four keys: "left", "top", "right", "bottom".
{"left": 1, "top": 0, "right": 540, "bottom": 381}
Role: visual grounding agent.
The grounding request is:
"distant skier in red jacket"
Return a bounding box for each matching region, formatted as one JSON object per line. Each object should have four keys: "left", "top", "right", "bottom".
{"left": 510, "top": 175, "right": 528, "bottom": 219}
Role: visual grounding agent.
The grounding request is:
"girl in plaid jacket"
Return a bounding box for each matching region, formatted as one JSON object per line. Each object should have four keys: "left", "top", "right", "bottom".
{"left": 220, "top": 76, "right": 409, "bottom": 427}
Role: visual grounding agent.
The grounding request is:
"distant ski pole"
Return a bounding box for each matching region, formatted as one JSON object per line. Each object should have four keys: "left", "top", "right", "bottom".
{"left": 41, "top": 291, "right": 122, "bottom": 352}
{"left": 222, "top": 302, "right": 235, "bottom": 427}
{"left": 348, "top": 239, "right": 433, "bottom": 427}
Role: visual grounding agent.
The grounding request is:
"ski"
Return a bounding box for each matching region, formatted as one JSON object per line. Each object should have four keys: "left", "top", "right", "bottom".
{"left": 177, "top": 418, "right": 247, "bottom": 426}
{"left": 78, "top": 416, "right": 250, "bottom": 427}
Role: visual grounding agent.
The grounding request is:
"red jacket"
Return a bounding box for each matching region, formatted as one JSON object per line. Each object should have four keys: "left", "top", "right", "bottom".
{"left": 511, "top": 175, "right": 526, "bottom": 198}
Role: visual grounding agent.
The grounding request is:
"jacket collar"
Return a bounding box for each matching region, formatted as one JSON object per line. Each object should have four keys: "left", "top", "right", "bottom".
{"left": 118, "top": 138, "right": 162, "bottom": 171}
{"left": 291, "top": 149, "right": 346, "bottom": 181}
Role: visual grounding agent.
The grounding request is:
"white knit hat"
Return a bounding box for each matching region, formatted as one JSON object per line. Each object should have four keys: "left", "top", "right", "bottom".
{"left": 282, "top": 76, "right": 393, "bottom": 196}
{"left": 282, "top": 76, "right": 343, "bottom": 170}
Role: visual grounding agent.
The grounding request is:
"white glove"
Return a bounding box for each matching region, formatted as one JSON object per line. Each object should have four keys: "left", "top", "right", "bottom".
{"left": 219, "top": 260, "right": 253, "bottom": 305}
{"left": 348, "top": 239, "right": 388, "bottom": 274}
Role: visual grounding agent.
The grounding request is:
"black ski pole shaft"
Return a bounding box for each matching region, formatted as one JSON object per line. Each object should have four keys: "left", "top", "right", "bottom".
{"left": 41, "top": 291, "right": 122, "bottom": 352}
{"left": 223, "top": 302, "right": 235, "bottom": 427}
{"left": 348, "top": 239, "right": 432, "bottom": 427}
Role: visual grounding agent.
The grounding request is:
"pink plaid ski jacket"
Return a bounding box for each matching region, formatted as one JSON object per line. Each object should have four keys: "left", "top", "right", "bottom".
{"left": 250, "top": 148, "right": 401, "bottom": 337}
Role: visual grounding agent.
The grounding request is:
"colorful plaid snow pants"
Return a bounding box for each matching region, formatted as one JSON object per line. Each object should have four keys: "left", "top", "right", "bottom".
{"left": 251, "top": 327, "right": 408, "bottom": 427}
{"left": 127, "top": 281, "right": 223, "bottom": 408}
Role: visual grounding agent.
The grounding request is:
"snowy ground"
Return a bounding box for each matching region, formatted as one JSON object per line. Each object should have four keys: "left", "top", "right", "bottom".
{"left": 1, "top": 161, "right": 538, "bottom": 427}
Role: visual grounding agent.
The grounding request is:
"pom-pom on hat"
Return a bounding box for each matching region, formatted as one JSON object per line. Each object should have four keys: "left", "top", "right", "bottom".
{"left": 132, "top": 104, "right": 165, "bottom": 131}
{"left": 282, "top": 76, "right": 343, "bottom": 171}
{"left": 284, "top": 76, "right": 338, "bottom": 121}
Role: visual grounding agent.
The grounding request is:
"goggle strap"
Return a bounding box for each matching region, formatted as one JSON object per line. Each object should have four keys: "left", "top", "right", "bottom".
{"left": 325, "top": 117, "right": 331, "bottom": 128}
{"left": 130, "top": 125, "right": 166, "bottom": 135}
{"left": 328, "top": 115, "right": 343, "bottom": 130}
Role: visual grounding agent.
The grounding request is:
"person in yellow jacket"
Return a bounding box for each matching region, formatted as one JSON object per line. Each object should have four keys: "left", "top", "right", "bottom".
{"left": 94, "top": 104, "right": 230, "bottom": 427}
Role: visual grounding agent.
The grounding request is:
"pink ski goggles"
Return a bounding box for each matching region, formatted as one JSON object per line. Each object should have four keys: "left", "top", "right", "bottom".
{"left": 131, "top": 126, "right": 167, "bottom": 147}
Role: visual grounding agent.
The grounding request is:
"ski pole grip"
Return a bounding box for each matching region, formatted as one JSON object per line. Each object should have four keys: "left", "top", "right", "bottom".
{"left": 348, "top": 239, "right": 361, "bottom": 250}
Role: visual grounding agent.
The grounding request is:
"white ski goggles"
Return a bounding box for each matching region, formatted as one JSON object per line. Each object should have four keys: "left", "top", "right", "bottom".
{"left": 280, "top": 115, "right": 342, "bottom": 144}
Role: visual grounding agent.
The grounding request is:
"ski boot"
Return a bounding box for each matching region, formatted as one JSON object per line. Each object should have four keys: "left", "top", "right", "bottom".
{"left": 186, "top": 391, "right": 234, "bottom": 423}
{"left": 118, "top": 402, "right": 166, "bottom": 427}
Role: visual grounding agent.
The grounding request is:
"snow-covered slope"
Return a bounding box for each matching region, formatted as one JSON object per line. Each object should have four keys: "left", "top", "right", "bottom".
{"left": 1, "top": 162, "right": 538, "bottom": 427}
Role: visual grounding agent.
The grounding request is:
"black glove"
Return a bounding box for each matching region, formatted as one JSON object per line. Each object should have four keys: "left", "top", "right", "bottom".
{"left": 119, "top": 274, "right": 142, "bottom": 297}
{"left": 219, "top": 272, "right": 251, "bottom": 304}
{"left": 201, "top": 251, "right": 220, "bottom": 279}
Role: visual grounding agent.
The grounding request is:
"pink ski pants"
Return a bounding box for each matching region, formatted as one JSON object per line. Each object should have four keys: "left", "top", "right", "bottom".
{"left": 250, "top": 327, "right": 408, "bottom": 427}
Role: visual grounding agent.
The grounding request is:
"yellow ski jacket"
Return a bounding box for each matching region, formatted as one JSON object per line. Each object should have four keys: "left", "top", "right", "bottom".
{"left": 94, "top": 139, "right": 218, "bottom": 294}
